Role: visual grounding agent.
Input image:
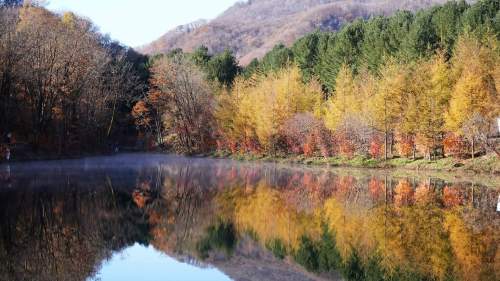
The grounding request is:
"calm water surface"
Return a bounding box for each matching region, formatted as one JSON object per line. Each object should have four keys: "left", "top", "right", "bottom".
{"left": 0, "top": 154, "right": 498, "bottom": 281}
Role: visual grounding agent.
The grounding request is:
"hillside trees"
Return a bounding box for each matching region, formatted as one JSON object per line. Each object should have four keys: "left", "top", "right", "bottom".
{"left": 461, "top": 0, "right": 499, "bottom": 37}
{"left": 400, "top": 7, "right": 439, "bottom": 61}
{"left": 142, "top": 54, "right": 215, "bottom": 153}
{"left": 361, "top": 16, "right": 399, "bottom": 72}
{"left": 215, "top": 66, "right": 323, "bottom": 154}
{"left": 220, "top": 0, "right": 499, "bottom": 160}
{"left": 431, "top": 0, "right": 468, "bottom": 55}
{"left": 242, "top": 0, "right": 499, "bottom": 95}
{"left": 371, "top": 61, "right": 409, "bottom": 160}
{"left": 413, "top": 54, "right": 452, "bottom": 159}
{"left": 259, "top": 44, "right": 294, "bottom": 74}
{"left": 206, "top": 49, "right": 240, "bottom": 87}
{"left": 293, "top": 32, "right": 320, "bottom": 82}
{"left": 0, "top": 6, "right": 18, "bottom": 134}
{"left": 0, "top": 5, "right": 146, "bottom": 152}
{"left": 191, "top": 45, "right": 211, "bottom": 68}
{"left": 128, "top": 0, "right": 500, "bottom": 159}
{"left": 445, "top": 35, "right": 499, "bottom": 158}
{"left": 8, "top": 0, "right": 496, "bottom": 159}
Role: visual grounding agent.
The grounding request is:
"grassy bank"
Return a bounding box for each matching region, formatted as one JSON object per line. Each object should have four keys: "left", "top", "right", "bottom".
{"left": 210, "top": 151, "right": 500, "bottom": 175}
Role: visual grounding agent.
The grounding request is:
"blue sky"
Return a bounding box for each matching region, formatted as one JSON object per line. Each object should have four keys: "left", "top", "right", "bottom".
{"left": 89, "top": 243, "right": 232, "bottom": 281}
{"left": 47, "top": 0, "right": 240, "bottom": 47}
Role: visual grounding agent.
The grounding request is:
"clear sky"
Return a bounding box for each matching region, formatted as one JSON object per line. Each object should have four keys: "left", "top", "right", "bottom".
{"left": 47, "top": 0, "right": 240, "bottom": 47}
{"left": 90, "top": 243, "right": 232, "bottom": 281}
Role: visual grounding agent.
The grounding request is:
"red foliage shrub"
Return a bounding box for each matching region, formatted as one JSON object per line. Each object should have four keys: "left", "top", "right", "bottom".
{"left": 315, "top": 126, "right": 334, "bottom": 157}
{"left": 443, "top": 133, "right": 468, "bottom": 158}
{"left": 395, "top": 134, "right": 414, "bottom": 158}
{"left": 216, "top": 139, "right": 238, "bottom": 154}
{"left": 244, "top": 137, "right": 261, "bottom": 154}
{"left": 335, "top": 132, "right": 355, "bottom": 158}
{"left": 369, "top": 136, "right": 384, "bottom": 159}
{"left": 303, "top": 141, "right": 315, "bottom": 157}
{"left": 281, "top": 113, "right": 333, "bottom": 157}
{"left": 282, "top": 113, "right": 317, "bottom": 155}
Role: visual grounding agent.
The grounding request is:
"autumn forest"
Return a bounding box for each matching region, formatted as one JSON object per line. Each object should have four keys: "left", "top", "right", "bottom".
{"left": 1, "top": 0, "right": 499, "bottom": 165}
{"left": 0, "top": 1, "right": 499, "bottom": 281}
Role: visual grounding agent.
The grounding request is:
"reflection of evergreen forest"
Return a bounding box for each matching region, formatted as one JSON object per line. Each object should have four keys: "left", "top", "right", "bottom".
{"left": 0, "top": 157, "right": 498, "bottom": 281}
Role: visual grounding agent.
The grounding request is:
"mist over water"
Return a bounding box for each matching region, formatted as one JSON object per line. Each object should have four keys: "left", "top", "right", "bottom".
{"left": 0, "top": 154, "right": 498, "bottom": 281}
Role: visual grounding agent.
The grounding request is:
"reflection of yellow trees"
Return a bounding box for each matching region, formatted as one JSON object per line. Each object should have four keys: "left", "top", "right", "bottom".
{"left": 233, "top": 182, "right": 321, "bottom": 249}
{"left": 323, "top": 198, "right": 376, "bottom": 259}
{"left": 373, "top": 204, "right": 453, "bottom": 280}
{"left": 445, "top": 210, "right": 498, "bottom": 281}
{"left": 325, "top": 179, "right": 497, "bottom": 281}
{"left": 137, "top": 165, "right": 498, "bottom": 281}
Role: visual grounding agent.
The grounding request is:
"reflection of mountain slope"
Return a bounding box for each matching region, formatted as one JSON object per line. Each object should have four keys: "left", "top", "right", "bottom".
{"left": 213, "top": 236, "right": 337, "bottom": 281}
{"left": 159, "top": 234, "right": 334, "bottom": 281}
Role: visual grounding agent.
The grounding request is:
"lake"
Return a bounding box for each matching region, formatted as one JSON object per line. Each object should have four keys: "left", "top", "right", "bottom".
{"left": 0, "top": 154, "right": 498, "bottom": 281}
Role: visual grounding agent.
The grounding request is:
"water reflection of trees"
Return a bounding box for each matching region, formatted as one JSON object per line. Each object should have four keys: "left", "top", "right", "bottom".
{"left": 0, "top": 159, "right": 498, "bottom": 281}
{"left": 137, "top": 162, "right": 498, "bottom": 281}
{"left": 0, "top": 171, "right": 149, "bottom": 281}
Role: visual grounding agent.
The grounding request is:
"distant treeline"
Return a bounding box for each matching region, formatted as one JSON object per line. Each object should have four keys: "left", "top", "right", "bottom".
{"left": 135, "top": 0, "right": 499, "bottom": 160}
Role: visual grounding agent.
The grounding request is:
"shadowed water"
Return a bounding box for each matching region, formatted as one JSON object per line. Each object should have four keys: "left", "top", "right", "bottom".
{"left": 0, "top": 154, "right": 498, "bottom": 281}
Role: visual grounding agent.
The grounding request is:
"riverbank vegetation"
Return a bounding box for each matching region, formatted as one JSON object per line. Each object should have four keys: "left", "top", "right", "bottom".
{"left": 212, "top": 151, "right": 500, "bottom": 174}
{"left": 132, "top": 0, "right": 499, "bottom": 171}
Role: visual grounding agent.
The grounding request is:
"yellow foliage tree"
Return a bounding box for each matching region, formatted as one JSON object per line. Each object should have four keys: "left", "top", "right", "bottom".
{"left": 404, "top": 54, "right": 452, "bottom": 159}
{"left": 217, "top": 66, "right": 323, "bottom": 152}
{"left": 370, "top": 61, "right": 409, "bottom": 159}
{"left": 324, "top": 64, "right": 361, "bottom": 133}
{"left": 446, "top": 35, "right": 499, "bottom": 158}
{"left": 418, "top": 53, "right": 452, "bottom": 158}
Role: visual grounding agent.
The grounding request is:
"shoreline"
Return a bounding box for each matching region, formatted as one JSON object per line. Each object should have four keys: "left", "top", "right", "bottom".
{"left": 208, "top": 152, "right": 500, "bottom": 176}
{"left": 3, "top": 150, "right": 499, "bottom": 173}
{"left": 3, "top": 150, "right": 499, "bottom": 176}
{"left": 1, "top": 151, "right": 499, "bottom": 187}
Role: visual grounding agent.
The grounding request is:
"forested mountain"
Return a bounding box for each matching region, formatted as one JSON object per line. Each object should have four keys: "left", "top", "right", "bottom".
{"left": 139, "top": 0, "right": 471, "bottom": 64}
{"left": 135, "top": 0, "right": 499, "bottom": 162}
